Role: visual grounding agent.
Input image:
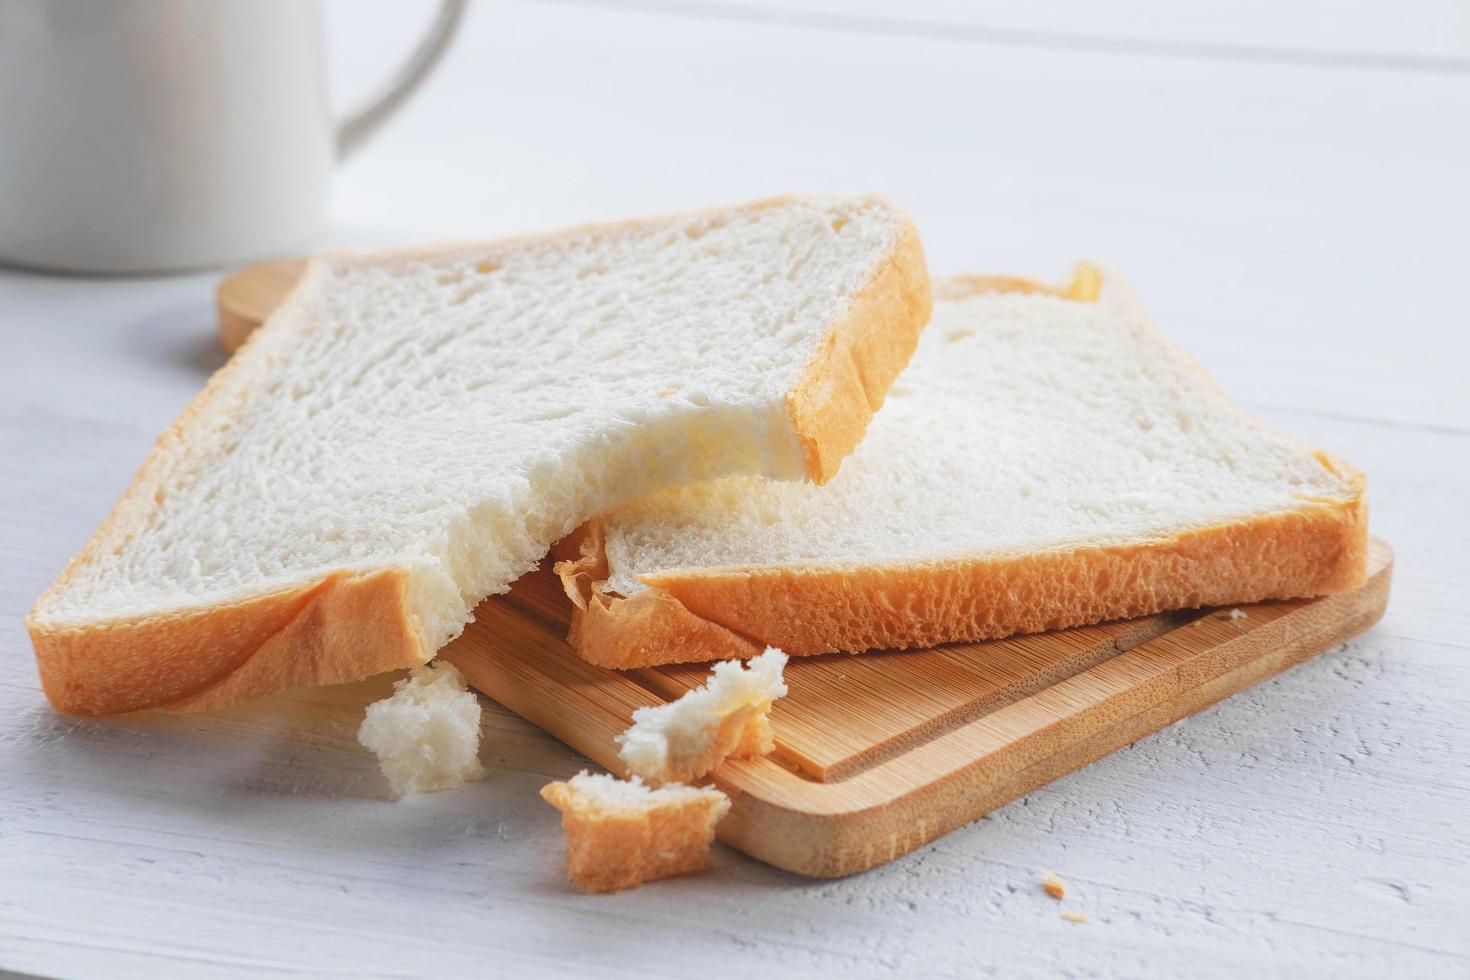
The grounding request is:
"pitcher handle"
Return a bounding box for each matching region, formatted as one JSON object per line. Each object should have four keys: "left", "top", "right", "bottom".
{"left": 335, "top": 0, "right": 467, "bottom": 160}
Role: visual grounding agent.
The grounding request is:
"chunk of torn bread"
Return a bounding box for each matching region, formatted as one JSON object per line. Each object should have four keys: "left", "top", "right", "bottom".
{"left": 541, "top": 771, "right": 730, "bottom": 893}
{"left": 617, "top": 647, "right": 788, "bottom": 784}
{"left": 356, "top": 661, "right": 484, "bottom": 797}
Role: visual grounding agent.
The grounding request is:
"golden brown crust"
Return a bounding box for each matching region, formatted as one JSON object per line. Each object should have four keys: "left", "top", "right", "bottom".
{"left": 555, "top": 523, "right": 761, "bottom": 669}
{"left": 29, "top": 567, "right": 428, "bottom": 715}
{"left": 562, "top": 491, "right": 1367, "bottom": 665}
{"left": 29, "top": 196, "right": 926, "bottom": 715}
{"left": 559, "top": 268, "right": 1370, "bottom": 668}
{"left": 644, "top": 490, "right": 1368, "bottom": 656}
{"left": 936, "top": 264, "right": 1102, "bottom": 304}
{"left": 787, "top": 207, "right": 931, "bottom": 483}
{"left": 540, "top": 781, "right": 730, "bottom": 893}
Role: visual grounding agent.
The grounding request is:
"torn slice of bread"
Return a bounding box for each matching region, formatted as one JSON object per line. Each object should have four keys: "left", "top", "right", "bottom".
{"left": 27, "top": 195, "right": 930, "bottom": 715}
{"left": 558, "top": 265, "right": 1368, "bottom": 666}
{"left": 357, "top": 661, "right": 484, "bottom": 797}
{"left": 540, "top": 771, "right": 730, "bottom": 893}
{"left": 617, "top": 647, "right": 788, "bottom": 784}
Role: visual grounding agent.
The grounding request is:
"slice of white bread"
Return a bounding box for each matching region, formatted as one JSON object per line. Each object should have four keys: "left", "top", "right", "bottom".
{"left": 27, "top": 195, "right": 930, "bottom": 714}
{"left": 356, "top": 661, "right": 484, "bottom": 797}
{"left": 540, "top": 771, "right": 730, "bottom": 893}
{"left": 557, "top": 265, "right": 1369, "bottom": 666}
{"left": 617, "top": 647, "right": 787, "bottom": 784}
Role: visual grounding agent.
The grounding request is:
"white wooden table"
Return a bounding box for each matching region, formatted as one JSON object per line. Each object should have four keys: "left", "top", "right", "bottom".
{"left": 3, "top": 2, "right": 1467, "bottom": 976}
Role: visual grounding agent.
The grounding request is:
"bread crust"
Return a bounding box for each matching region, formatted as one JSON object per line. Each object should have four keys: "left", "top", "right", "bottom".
{"left": 30, "top": 567, "right": 427, "bottom": 714}
{"left": 641, "top": 491, "right": 1368, "bottom": 656}
{"left": 555, "top": 524, "right": 762, "bottom": 668}
{"left": 27, "top": 196, "right": 927, "bottom": 715}
{"left": 558, "top": 270, "right": 1371, "bottom": 668}
{"left": 788, "top": 207, "right": 931, "bottom": 482}
{"left": 561, "top": 491, "right": 1367, "bottom": 665}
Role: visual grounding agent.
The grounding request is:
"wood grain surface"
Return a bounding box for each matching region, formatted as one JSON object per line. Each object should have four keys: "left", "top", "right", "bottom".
{"left": 444, "top": 541, "right": 1393, "bottom": 877}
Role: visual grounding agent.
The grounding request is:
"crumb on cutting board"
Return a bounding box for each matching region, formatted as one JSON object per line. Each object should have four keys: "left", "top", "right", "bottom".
{"left": 1042, "top": 870, "right": 1066, "bottom": 899}
{"left": 617, "top": 647, "right": 788, "bottom": 785}
{"left": 1230, "top": 608, "right": 1247, "bottom": 620}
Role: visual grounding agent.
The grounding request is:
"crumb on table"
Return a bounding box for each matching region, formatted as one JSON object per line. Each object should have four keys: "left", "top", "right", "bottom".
{"left": 1061, "top": 911, "right": 1088, "bottom": 923}
{"left": 1041, "top": 871, "right": 1065, "bottom": 899}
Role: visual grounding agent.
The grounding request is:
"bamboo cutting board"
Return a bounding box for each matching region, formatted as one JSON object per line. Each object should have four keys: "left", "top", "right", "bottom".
{"left": 218, "top": 260, "right": 1393, "bottom": 878}
{"left": 439, "top": 542, "right": 1391, "bottom": 878}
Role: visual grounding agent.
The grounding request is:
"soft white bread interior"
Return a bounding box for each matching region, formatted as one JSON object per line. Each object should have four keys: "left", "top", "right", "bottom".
{"left": 356, "top": 661, "right": 484, "bottom": 797}
{"left": 559, "top": 265, "right": 1368, "bottom": 665}
{"left": 27, "top": 195, "right": 930, "bottom": 714}
{"left": 618, "top": 647, "right": 788, "bottom": 784}
{"left": 540, "top": 771, "right": 731, "bottom": 893}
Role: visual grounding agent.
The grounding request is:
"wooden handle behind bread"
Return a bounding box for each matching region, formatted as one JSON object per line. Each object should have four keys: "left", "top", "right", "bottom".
{"left": 216, "top": 259, "right": 307, "bottom": 353}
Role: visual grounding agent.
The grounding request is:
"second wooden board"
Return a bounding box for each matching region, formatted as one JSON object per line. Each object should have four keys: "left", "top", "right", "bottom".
{"left": 443, "top": 540, "right": 1393, "bottom": 878}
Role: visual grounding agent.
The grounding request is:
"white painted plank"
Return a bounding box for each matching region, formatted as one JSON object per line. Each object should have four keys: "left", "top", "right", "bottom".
{"left": 590, "top": 0, "right": 1470, "bottom": 64}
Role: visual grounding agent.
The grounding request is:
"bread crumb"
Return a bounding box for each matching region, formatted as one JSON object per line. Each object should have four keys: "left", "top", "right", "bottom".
{"left": 1230, "top": 608, "right": 1247, "bottom": 620}
{"left": 541, "top": 771, "right": 729, "bottom": 893}
{"left": 618, "top": 647, "right": 787, "bottom": 785}
{"left": 1061, "top": 911, "right": 1088, "bottom": 923}
{"left": 356, "top": 661, "right": 484, "bottom": 797}
{"left": 1042, "top": 870, "right": 1066, "bottom": 899}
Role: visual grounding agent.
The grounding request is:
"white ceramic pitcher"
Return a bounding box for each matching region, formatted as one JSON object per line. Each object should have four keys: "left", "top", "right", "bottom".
{"left": 0, "top": 0, "right": 465, "bottom": 273}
